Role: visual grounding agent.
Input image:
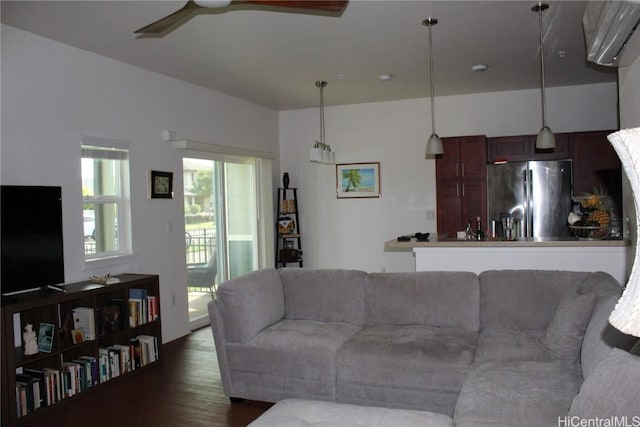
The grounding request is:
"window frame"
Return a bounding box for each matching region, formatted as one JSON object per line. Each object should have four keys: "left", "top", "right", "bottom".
{"left": 81, "top": 136, "right": 132, "bottom": 262}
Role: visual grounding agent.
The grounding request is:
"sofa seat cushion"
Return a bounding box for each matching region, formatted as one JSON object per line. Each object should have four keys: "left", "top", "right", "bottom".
{"left": 225, "top": 319, "right": 360, "bottom": 401}
{"left": 248, "top": 399, "right": 455, "bottom": 427}
{"left": 338, "top": 325, "right": 478, "bottom": 391}
{"left": 474, "top": 329, "right": 553, "bottom": 363}
{"left": 454, "top": 360, "right": 582, "bottom": 427}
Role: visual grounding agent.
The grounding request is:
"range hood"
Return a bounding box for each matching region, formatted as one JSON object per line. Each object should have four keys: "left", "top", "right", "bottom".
{"left": 583, "top": 0, "right": 640, "bottom": 67}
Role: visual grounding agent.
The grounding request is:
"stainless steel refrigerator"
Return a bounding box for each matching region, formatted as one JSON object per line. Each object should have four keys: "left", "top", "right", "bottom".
{"left": 487, "top": 160, "right": 573, "bottom": 239}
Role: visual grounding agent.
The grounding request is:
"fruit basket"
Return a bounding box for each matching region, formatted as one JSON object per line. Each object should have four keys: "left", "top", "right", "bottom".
{"left": 570, "top": 192, "right": 612, "bottom": 239}
{"left": 568, "top": 224, "right": 603, "bottom": 240}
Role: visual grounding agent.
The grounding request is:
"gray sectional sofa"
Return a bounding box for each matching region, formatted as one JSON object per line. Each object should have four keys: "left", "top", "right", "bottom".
{"left": 208, "top": 268, "right": 639, "bottom": 425}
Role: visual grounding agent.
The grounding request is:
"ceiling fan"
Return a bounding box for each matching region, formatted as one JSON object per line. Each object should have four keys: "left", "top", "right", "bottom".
{"left": 135, "top": 0, "right": 348, "bottom": 36}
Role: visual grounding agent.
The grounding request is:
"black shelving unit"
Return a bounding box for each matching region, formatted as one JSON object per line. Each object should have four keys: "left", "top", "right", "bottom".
{"left": 275, "top": 188, "right": 303, "bottom": 267}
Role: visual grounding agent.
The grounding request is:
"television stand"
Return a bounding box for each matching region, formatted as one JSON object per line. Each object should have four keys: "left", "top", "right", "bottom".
{"left": 41, "top": 284, "right": 65, "bottom": 293}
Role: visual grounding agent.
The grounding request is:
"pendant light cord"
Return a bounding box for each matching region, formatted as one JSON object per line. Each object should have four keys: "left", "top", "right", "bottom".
{"left": 428, "top": 23, "right": 436, "bottom": 135}
{"left": 316, "top": 81, "right": 327, "bottom": 145}
{"left": 538, "top": 4, "right": 547, "bottom": 128}
{"left": 320, "top": 84, "right": 325, "bottom": 144}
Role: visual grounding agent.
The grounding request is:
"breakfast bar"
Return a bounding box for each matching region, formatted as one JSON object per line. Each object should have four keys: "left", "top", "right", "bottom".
{"left": 384, "top": 237, "right": 630, "bottom": 284}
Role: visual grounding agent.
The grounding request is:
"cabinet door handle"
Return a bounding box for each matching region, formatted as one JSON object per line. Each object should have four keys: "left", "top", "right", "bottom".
{"left": 461, "top": 163, "right": 465, "bottom": 177}
{"left": 456, "top": 183, "right": 460, "bottom": 197}
{"left": 462, "top": 183, "right": 465, "bottom": 197}
{"left": 456, "top": 163, "right": 459, "bottom": 177}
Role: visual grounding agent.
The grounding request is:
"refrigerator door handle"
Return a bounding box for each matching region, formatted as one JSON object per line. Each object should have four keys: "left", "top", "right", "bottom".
{"left": 523, "top": 169, "right": 528, "bottom": 238}
{"left": 528, "top": 169, "right": 533, "bottom": 238}
{"left": 523, "top": 168, "right": 534, "bottom": 238}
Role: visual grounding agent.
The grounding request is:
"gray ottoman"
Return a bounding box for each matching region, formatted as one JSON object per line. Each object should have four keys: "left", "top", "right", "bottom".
{"left": 248, "top": 399, "right": 455, "bottom": 427}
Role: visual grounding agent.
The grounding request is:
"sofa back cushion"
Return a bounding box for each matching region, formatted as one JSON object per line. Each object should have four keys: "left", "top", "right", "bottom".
{"left": 365, "top": 271, "right": 480, "bottom": 331}
{"left": 568, "top": 348, "right": 640, "bottom": 419}
{"left": 581, "top": 294, "right": 637, "bottom": 379}
{"left": 479, "top": 270, "right": 596, "bottom": 331}
{"left": 538, "top": 291, "right": 595, "bottom": 361}
{"left": 280, "top": 268, "right": 367, "bottom": 325}
{"left": 216, "top": 268, "right": 285, "bottom": 343}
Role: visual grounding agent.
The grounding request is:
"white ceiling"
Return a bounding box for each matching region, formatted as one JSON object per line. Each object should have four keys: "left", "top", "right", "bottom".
{"left": 1, "top": 0, "right": 617, "bottom": 111}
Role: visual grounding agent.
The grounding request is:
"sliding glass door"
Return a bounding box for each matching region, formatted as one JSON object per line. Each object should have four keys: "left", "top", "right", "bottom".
{"left": 183, "top": 155, "right": 262, "bottom": 328}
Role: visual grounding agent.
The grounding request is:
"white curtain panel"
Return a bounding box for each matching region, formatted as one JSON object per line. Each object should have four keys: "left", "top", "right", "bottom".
{"left": 607, "top": 127, "right": 640, "bottom": 337}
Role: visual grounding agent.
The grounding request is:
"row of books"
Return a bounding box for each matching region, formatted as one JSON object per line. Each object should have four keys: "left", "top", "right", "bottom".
{"left": 128, "top": 288, "right": 159, "bottom": 328}
{"left": 14, "top": 334, "right": 159, "bottom": 418}
{"left": 98, "top": 335, "right": 159, "bottom": 382}
{"left": 77, "top": 289, "right": 158, "bottom": 338}
{"left": 15, "top": 356, "right": 98, "bottom": 418}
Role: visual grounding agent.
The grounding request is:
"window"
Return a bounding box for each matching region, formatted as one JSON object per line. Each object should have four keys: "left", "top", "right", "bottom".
{"left": 81, "top": 137, "right": 132, "bottom": 260}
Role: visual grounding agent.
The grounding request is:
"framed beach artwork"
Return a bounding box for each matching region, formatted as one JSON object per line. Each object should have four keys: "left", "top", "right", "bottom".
{"left": 336, "top": 162, "right": 381, "bottom": 199}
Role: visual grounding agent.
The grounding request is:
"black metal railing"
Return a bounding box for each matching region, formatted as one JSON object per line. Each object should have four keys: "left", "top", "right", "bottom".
{"left": 185, "top": 228, "right": 216, "bottom": 266}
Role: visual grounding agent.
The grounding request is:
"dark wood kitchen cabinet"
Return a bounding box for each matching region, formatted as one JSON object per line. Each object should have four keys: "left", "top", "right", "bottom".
{"left": 436, "top": 136, "right": 487, "bottom": 238}
{"left": 487, "top": 134, "right": 570, "bottom": 163}
{"left": 570, "top": 130, "right": 620, "bottom": 197}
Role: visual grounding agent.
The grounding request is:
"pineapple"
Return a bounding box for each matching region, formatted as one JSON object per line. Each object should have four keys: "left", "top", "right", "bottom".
{"left": 584, "top": 187, "right": 611, "bottom": 238}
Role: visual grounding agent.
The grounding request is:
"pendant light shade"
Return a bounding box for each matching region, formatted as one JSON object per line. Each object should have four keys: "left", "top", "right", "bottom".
{"left": 533, "top": 3, "right": 555, "bottom": 150}
{"left": 423, "top": 18, "right": 443, "bottom": 157}
{"left": 536, "top": 125, "right": 556, "bottom": 149}
{"left": 426, "top": 133, "right": 443, "bottom": 156}
{"left": 310, "top": 81, "right": 335, "bottom": 164}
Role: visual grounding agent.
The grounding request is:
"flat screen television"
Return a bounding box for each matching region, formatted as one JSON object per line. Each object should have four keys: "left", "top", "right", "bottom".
{"left": 1, "top": 185, "right": 65, "bottom": 296}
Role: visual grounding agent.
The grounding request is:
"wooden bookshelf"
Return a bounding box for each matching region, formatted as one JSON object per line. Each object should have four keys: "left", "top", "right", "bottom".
{"left": 1, "top": 274, "right": 162, "bottom": 427}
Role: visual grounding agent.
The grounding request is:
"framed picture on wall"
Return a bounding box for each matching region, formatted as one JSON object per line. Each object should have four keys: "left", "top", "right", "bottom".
{"left": 149, "top": 170, "right": 174, "bottom": 199}
{"left": 336, "top": 162, "right": 381, "bottom": 199}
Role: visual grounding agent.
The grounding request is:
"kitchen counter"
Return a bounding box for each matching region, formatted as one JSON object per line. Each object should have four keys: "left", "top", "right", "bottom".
{"left": 384, "top": 237, "right": 628, "bottom": 251}
{"left": 385, "top": 237, "right": 630, "bottom": 284}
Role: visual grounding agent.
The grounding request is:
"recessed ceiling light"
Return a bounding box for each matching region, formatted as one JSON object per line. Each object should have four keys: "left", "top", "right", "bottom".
{"left": 378, "top": 74, "right": 393, "bottom": 81}
{"left": 472, "top": 64, "right": 488, "bottom": 72}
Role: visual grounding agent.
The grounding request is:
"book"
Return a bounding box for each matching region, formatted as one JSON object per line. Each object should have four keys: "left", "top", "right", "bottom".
{"left": 136, "top": 335, "right": 159, "bottom": 365}
{"left": 109, "top": 298, "right": 126, "bottom": 330}
{"left": 97, "top": 305, "right": 121, "bottom": 336}
{"left": 43, "top": 368, "right": 61, "bottom": 404}
{"left": 77, "top": 355, "right": 99, "bottom": 387}
{"left": 72, "top": 358, "right": 94, "bottom": 390}
{"left": 15, "top": 382, "right": 27, "bottom": 417}
{"left": 128, "top": 299, "right": 140, "bottom": 328}
{"left": 72, "top": 307, "right": 96, "bottom": 340}
{"left": 98, "top": 348, "right": 110, "bottom": 382}
{"left": 131, "top": 338, "right": 141, "bottom": 368}
{"left": 129, "top": 288, "right": 148, "bottom": 324}
{"left": 23, "top": 368, "right": 48, "bottom": 408}
{"left": 15, "top": 373, "right": 40, "bottom": 413}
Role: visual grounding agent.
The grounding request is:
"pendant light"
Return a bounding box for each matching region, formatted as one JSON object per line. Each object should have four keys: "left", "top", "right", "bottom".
{"left": 533, "top": 3, "right": 555, "bottom": 150}
{"left": 310, "top": 81, "right": 335, "bottom": 164}
{"left": 423, "top": 17, "right": 443, "bottom": 157}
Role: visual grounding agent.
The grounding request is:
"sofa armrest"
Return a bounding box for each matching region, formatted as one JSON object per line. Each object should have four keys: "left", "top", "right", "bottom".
{"left": 215, "top": 268, "right": 285, "bottom": 343}
{"left": 208, "top": 299, "right": 233, "bottom": 395}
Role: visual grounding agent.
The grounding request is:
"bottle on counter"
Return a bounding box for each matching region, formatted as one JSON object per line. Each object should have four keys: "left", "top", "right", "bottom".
{"left": 465, "top": 220, "right": 474, "bottom": 240}
{"left": 475, "top": 216, "right": 484, "bottom": 241}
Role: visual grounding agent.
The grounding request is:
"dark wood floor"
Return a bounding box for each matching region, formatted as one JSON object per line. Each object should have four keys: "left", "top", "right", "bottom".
{"left": 20, "top": 327, "right": 273, "bottom": 427}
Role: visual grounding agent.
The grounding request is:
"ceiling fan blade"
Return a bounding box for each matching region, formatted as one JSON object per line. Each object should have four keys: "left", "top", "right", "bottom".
{"left": 232, "top": 0, "right": 347, "bottom": 13}
{"left": 135, "top": 1, "right": 202, "bottom": 34}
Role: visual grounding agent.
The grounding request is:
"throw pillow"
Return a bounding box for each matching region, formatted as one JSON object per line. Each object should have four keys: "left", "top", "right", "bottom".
{"left": 568, "top": 348, "right": 640, "bottom": 418}
{"left": 539, "top": 291, "right": 596, "bottom": 360}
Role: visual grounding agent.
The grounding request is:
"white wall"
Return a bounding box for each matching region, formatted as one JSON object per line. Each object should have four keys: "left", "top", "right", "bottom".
{"left": 279, "top": 83, "right": 618, "bottom": 273}
{"left": 1, "top": 25, "right": 279, "bottom": 343}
